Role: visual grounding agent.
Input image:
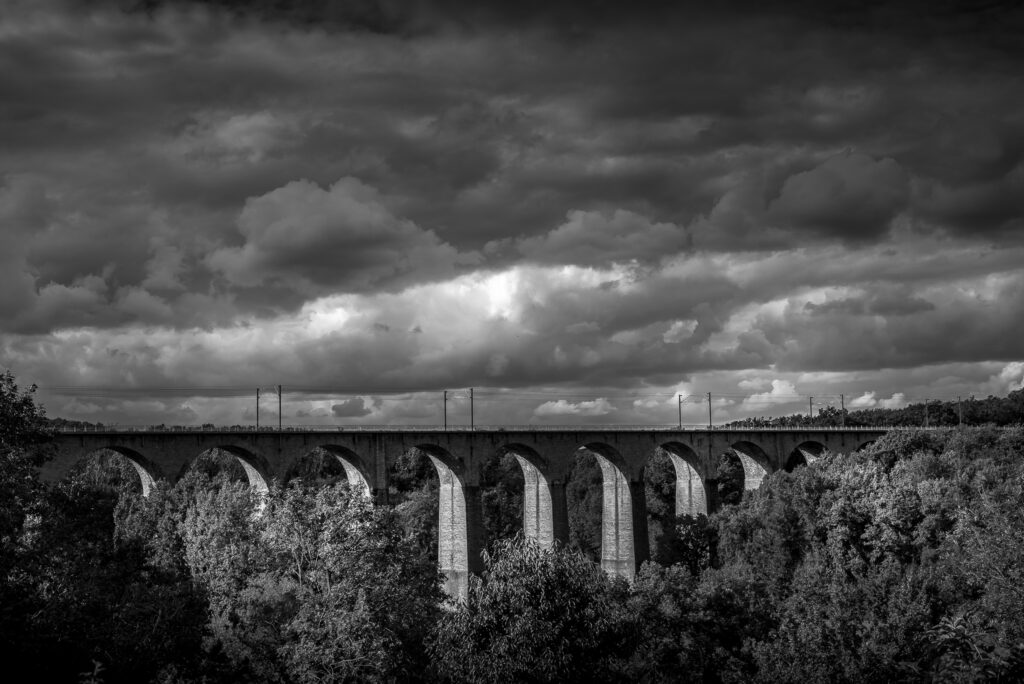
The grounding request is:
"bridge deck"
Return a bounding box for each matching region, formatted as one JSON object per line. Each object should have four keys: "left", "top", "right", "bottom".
{"left": 52, "top": 424, "right": 910, "bottom": 434}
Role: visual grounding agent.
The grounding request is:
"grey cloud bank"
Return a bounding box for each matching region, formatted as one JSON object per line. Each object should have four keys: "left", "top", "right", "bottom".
{"left": 2, "top": 0, "right": 1023, "bottom": 424}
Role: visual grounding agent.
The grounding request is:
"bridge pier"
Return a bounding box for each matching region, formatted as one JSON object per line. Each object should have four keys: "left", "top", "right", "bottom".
{"left": 430, "top": 455, "right": 483, "bottom": 602}
{"left": 595, "top": 456, "right": 649, "bottom": 580}
{"left": 516, "top": 455, "right": 569, "bottom": 550}
{"left": 664, "top": 450, "right": 708, "bottom": 517}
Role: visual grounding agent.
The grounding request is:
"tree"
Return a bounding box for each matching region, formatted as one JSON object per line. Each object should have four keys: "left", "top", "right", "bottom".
{"left": 672, "top": 513, "right": 717, "bottom": 577}
{"left": 0, "top": 371, "right": 53, "bottom": 668}
{"left": 0, "top": 370, "right": 51, "bottom": 561}
{"left": 432, "top": 536, "right": 631, "bottom": 683}
{"left": 567, "top": 452, "right": 603, "bottom": 561}
{"left": 750, "top": 554, "right": 934, "bottom": 683}
{"left": 927, "top": 487, "right": 1024, "bottom": 680}
{"left": 716, "top": 452, "right": 745, "bottom": 507}
{"left": 389, "top": 448, "right": 442, "bottom": 567}
{"left": 480, "top": 451, "right": 524, "bottom": 546}
{"left": 282, "top": 446, "right": 350, "bottom": 486}
{"left": 727, "top": 389, "right": 1024, "bottom": 429}
{"left": 181, "top": 481, "right": 444, "bottom": 682}
{"left": 617, "top": 563, "right": 715, "bottom": 682}
{"left": 18, "top": 478, "right": 209, "bottom": 683}
{"left": 265, "top": 483, "right": 443, "bottom": 683}
{"left": 644, "top": 449, "right": 678, "bottom": 564}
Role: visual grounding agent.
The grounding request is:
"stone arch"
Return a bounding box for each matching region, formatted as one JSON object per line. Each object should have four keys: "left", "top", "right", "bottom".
{"left": 580, "top": 442, "right": 647, "bottom": 580}
{"left": 581, "top": 441, "right": 631, "bottom": 473}
{"left": 856, "top": 439, "right": 877, "bottom": 452}
{"left": 413, "top": 443, "right": 481, "bottom": 601}
{"left": 415, "top": 443, "right": 466, "bottom": 484}
{"left": 82, "top": 446, "right": 160, "bottom": 497}
{"left": 497, "top": 443, "right": 565, "bottom": 549}
{"left": 316, "top": 445, "right": 372, "bottom": 497}
{"left": 199, "top": 445, "right": 271, "bottom": 494}
{"left": 730, "top": 440, "right": 772, "bottom": 493}
{"left": 497, "top": 442, "right": 548, "bottom": 474}
{"left": 282, "top": 447, "right": 349, "bottom": 487}
{"left": 787, "top": 440, "right": 826, "bottom": 470}
{"left": 659, "top": 442, "right": 707, "bottom": 516}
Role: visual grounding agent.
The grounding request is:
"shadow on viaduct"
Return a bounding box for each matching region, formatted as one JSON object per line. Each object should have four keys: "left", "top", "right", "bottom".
{"left": 44, "top": 428, "right": 886, "bottom": 599}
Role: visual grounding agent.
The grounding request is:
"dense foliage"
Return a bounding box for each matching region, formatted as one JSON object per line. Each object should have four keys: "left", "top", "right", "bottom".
{"left": 4, "top": 370, "right": 1024, "bottom": 682}
{"left": 2, "top": 374, "right": 444, "bottom": 682}
{"left": 433, "top": 427, "right": 1024, "bottom": 682}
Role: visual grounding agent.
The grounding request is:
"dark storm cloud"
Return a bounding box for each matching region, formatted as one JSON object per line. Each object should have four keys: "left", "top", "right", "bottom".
{"left": 767, "top": 153, "right": 910, "bottom": 242}
{"left": 331, "top": 397, "right": 373, "bottom": 417}
{"left": 7, "top": 0, "right": 1022, "bottom": 264}
{"left": 513, "top": 210, "right": 688, "bottom": 266}
{"left": 804, "top": 288, "right": 936, "bottom": 317}
{"left": 207, "top": 177, "right": 479, "bottom": 294}
{"left": 913, "top": 166, "right": 1024, "bottom": 236}
{"left": 3, "top": 0, "right": 1024, "bottom": 423}
{"left": 109, "top": 0, "right": 1024, "bottom": 49}
{"left": 755, "top": 273, "right": 1024, "bottom": 373}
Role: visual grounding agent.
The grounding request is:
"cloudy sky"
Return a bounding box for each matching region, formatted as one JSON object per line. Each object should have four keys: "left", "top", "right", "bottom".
{"left": 2, "top": 0, "right": 1023, "bottom": 427}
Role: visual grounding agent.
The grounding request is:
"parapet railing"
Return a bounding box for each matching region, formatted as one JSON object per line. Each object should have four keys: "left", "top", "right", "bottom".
{"left": 51, "top": 424, "right": 943, "bottom": 434}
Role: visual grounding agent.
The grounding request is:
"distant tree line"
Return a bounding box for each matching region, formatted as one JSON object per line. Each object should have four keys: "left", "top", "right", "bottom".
{"left": 3, "top": 369, "right": 1024, "bottom": 681}
{"left": 48, "top": 416, "right": 106, "bottom": 429}
{"left": 728, "top": 388, "right": 1024, "bottom": 428}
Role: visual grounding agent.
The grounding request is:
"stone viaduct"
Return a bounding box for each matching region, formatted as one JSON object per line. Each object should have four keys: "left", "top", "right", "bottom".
{"left": 43, "top": 427, "right": 887, "bottom": 599}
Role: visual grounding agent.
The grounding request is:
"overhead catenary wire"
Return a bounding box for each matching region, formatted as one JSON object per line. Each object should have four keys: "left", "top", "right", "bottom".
{"left": 53, "top": 391, "right": 968, "bottom": 402}
{"left": 40, "top": 382, "right": 1000, "bottom": 433}
{"left": 38, "top": 386, "right": 977, "bottom": 403}
{"left": 37, "top": 384, "right": 984, "bottom": 413}
{"left": 45, "top": 385, "right": 685, "bottom": 399}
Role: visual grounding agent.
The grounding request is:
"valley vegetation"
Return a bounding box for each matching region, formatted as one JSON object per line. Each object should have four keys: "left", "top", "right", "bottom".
{"left": 2, "top": 370, "right": 1023, "bottom": 682}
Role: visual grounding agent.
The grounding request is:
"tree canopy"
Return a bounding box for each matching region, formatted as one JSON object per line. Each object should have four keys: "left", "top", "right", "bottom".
{"left": 3, "top": 368, "right": 1023, "bottom": 681}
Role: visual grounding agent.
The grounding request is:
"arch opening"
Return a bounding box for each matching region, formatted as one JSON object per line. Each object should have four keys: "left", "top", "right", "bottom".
{"left": 731, "top": 441, "right": 771, "bottom": 494}
{"left": 714, "top": 449, "right": 746, "bottom": 507}
{"left": 787, "top": 441, "right": 826, "bottom": 470}
{"left": 644, "top": 446, "right": 689, "bottom": 565}
{"left": 658, "top": 443, "right": 707, "bottom": 517}
{"left": 577, "top": 442, "right": 645, "bottom": 580}
{"left": 180, "top": 447, "right": 270, "bottom": 494}
{"left": 480, "top": 445, "right": 533, "bottom": 547}
{"left": 69, "top": 447, "right": 159, "bottom": 497}
{"left": 286, "top": 445, "right": 371, "bottom": 497}
{"left": 493, "top": 443, "right": 569, "bottom": 551}
{"left": 649, "top": 443, "right": 715, "bottom": 574}
{"left": 389, "top": 445, "right": 477, "bottom": 600}
{"left": 566, "top": 448, "right": 603, "bottom": 563}
{"left": 389, "top": 447, "right": 441, "bottom": 562}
